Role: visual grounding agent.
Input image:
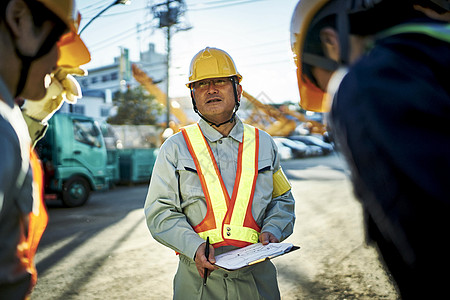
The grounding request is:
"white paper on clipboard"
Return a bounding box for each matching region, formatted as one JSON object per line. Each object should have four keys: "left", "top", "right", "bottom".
{"left": 214, "top": 242, "right": 299, "bottom": 271}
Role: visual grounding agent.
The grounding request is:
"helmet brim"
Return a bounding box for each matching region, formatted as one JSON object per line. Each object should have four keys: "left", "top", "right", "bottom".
{"left": 290, "top": 0, "right": 330, "bottom": 112}
{"left": 57, "top": 32, "right": 91, "bottom": 67}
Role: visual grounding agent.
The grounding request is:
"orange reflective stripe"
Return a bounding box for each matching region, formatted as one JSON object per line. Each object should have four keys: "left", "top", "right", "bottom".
{"left": 181, "top": 123, "right": 260, "bottom": 247}
{"left": 16, "top": 150, "right": 48, "bottom": 289}
{"left": 181, "top": 125, "right": 227, "bottom": 245}
{"left": 27, "top": 150, "right": 48, "bottom": 286}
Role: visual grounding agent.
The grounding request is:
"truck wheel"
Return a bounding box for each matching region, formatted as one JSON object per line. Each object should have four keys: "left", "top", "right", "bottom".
{"left": 62, "top": 176, "right": 90, "bottom": 207}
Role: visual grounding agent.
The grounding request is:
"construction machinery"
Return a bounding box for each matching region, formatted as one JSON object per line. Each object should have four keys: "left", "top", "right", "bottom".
{"left": 242, "top": 90, "right": 326, "bottom": 136}
{"left": 278, "top": 105, "right": 327, "bottom": 135}
{"left": 242, "top": 90, "right": 297, "bottom": 136}
{"left": 132, "top": 63, "right": 325, "bottom": 138}
{"left": 131, "top": 63, "right": 194, "bottom": 135}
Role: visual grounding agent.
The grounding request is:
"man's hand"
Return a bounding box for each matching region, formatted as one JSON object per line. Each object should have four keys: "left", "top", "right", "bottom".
{"left": 194, "top": 242, "right": 217, "bottom": 279}
{"left": 22, "top": 67, "right": 86, "bottom": 123}
{"left": 259, "top": 231, "right": 279, "bottom": 245}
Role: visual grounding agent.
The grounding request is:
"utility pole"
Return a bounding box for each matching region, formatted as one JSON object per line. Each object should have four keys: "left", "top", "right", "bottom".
{"left": 166, "top": 26, "right": 171, "bottom": 129}
{"left": 151, "top": 0, "right": 190, "bottom": 128}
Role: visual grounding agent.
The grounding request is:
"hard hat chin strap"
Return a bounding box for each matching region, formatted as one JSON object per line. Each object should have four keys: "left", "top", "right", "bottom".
{"left": 190, "top": 77, "right": 240, "bottom": 128}
{"left": 14, "top": 26, "right": 65, "bottom": 97}
{"left": 5, "top": 16, "right": 65, "bottom": 98}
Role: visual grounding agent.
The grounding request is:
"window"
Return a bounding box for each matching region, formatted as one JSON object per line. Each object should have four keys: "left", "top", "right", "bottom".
{"left": 102, "top": 75, "right": 109, "bottom": 82}
{"left": 72, "top": 119, "right": 102, "bottom": 148}
{"left": 91, "top": 77, "right": 98, "bottom": 84}
{"left": 101, "top": 107, "right": 111, "bottom": 117}
{"left": 111, "top": 72, "right": 118, "bottom": 80}
{"left": 73, "top": 105, "right": 85, "bottom": 115}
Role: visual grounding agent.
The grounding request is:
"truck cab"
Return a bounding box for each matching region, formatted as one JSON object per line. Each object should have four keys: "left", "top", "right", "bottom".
{"left": 36, "top": 113, "right": 111, "bottom": 207}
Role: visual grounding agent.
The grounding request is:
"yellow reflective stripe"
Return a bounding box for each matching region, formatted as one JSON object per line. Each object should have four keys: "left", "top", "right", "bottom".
{"left": 184, "top": 125, "right": 228, "bottom": 217}
{"left": 198, "top": 228, "right": 223, "bottom": 244}
{"left": 223, "top": 224, "right": 259, "bottom": 244}
{"left": 183, "top": 123, "right": 261, "bottom": 245}
{"left": 272, "top": 168, "right": 291, "bottom": 198}
{"left": 230, "top": 124, "right": 257, "bottom": 226}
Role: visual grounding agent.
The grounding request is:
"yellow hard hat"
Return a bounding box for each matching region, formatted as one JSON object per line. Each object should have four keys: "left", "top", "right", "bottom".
{"left": 186, "top": 47, "right": 242, "bottom": 87}
{"left": 37, "top": 0, "right": 91, "bottom": 67}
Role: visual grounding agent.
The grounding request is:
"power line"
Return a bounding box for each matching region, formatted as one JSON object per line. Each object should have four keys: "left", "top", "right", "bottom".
{"left": 187, "top": 0, "right": 266, "bottom": 11}
{"left": 88, "top": 23, "right": 155, "bottom": 52}
{"left": 80, "top": 1, "right": 111, "bottom": 12}
{"left": 90, "top": 7, "right": 148, "bottom": 17}
{"left": 87, "top": 19, "right": 153, "bottom": 48}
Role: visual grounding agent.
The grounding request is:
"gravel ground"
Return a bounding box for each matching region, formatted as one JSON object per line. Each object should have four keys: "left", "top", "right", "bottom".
{"left": 31, "top": 154, "right": 399, "bottom": 299}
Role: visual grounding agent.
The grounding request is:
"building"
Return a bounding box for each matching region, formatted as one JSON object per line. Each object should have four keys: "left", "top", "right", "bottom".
{"left": 59, "top": 43, "right": 167, "bottom": 122}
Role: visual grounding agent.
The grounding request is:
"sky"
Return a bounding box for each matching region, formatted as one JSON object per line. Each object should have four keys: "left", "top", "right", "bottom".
{"left": 77, "top": 0, "right": 300, "bottom": 104}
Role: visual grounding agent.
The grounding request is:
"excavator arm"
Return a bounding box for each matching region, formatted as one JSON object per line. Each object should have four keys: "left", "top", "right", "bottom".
{"left": 131, "top": 64, "right": 193, "bottom": 128}
{"left": 242, "top": 90, "right": 297, "bottom": 136}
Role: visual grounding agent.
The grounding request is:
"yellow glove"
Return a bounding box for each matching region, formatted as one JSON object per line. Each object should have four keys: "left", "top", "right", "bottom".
{"left": 22, "top": 67, "right": 87, "bottom": 123}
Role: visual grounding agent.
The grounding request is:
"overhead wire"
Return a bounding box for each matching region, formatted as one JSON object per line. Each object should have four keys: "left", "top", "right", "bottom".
{"left": 82, "top": 0, "right": 293, "bottom": 81}
{"left": 80, "top": 1, "right": 111, "bottom": 12}
{"left": 187, "top": 0, "right": 267, "bottom": 11}
{"left": 81, "top": 0, "right": 276, "bottom": 49}
{"left": 88, "top": 22, "right": 155, "bottom": 52}
{"left": 82, "top": 0, "right": 279, "bottom": 52}
{"left": 80, "top": 1, "right": 114, "bottom": 19}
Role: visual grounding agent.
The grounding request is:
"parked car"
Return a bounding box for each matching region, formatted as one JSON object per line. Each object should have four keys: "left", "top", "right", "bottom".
{"left": 274, "top": 137, "right": 311, "bottom": 158}
{"left": 274, "top": 139, "right": 293, "bottom": 160}
{"left": 289, "top": 135, "right": 334, "bottom": 154}
{"left": 307, "top": 144, "right": 323, "bottom": 156}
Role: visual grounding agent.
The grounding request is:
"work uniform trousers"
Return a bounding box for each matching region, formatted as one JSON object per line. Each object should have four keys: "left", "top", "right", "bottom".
{"left": 174, "top": 254, "right": 281, "bottom": 300}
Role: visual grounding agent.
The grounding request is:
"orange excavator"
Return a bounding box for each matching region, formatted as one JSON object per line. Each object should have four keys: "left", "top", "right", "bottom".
{"left": 241, "top": 90, "right": 298, "bottom": 136}
{"left": 278, "top": 105, "right": 327, "bottom": 135}
{"left": 131, "top": 63, "right": 194, "bottom": 136}
{"left": 132, "top": 63, "right": 325, "bottom": 138}
{"left": 242, "top": 90, "right": 326, "bottom": 136}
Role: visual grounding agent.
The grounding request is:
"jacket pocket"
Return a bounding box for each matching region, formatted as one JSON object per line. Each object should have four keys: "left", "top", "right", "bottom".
{"left": 177, "top": 159, "right": 204, "bottom": 201}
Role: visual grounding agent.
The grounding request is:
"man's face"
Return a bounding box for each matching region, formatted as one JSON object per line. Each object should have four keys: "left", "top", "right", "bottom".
{"left": 22, "top": 20, "right": 60, "bottom": 100}
{"left": 192, "top": 77, "right": 242, "bottom": 123}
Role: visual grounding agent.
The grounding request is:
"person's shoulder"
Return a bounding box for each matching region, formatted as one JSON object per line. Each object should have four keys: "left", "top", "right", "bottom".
{"left": 158, "top": 130, "right": 188, "bottom": 155}
{"left": 249, "top": 125, "right": 276, "bottom": 147}
{"left": 256, "top": 127, "right": 273, "bottom": 140}
{"left": 162, "top": 130, "right": 185, "bottom": 145}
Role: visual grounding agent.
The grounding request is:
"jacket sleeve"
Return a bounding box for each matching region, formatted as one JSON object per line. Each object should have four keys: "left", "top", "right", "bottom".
{"left": 0, "top": 124, "right": 31, "bottom": 215}
{"left": 260, "top": 138, "right": 295, "bottom": 242}
{"left": 144, "top": 138, "right": 205, "bottom": 260}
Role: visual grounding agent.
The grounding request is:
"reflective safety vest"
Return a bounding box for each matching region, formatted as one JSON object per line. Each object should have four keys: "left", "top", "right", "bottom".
{"left": 17, "top": 149, "right": 48, "bottom": 292}
{"left": 376, "top": 23, "right": 450, "bottom": 43}
{"left": 0, "top": 83, "right": 48, "bottom": 293}
{"left": 181, "top": 123, "right": 261, "bottom": 248}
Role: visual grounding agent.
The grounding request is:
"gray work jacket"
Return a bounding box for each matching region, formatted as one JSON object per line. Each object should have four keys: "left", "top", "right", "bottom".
{"left": 144, "top": 117, "right": 295, "bottom": 260}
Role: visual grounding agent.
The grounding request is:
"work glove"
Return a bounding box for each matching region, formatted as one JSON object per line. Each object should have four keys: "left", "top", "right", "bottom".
{"left": 22, "top": 67, "right": 86, "bottom": 123}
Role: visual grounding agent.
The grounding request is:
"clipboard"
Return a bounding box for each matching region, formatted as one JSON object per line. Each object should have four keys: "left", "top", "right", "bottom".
{"left": 214, "top": 242, "right": 300, "bottom": 271}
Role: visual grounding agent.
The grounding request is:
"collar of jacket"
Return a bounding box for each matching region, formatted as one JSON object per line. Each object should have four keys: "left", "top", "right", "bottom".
{"left": 198, "top": 116, "right": 245, "bottom": 143}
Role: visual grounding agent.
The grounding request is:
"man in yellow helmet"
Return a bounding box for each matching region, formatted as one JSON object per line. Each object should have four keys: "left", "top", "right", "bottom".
{"left": 0, "top": 0, "right": 89, "bottom": 298}
{"left": 291, "top": 0, "right": 449, "bottom": 298}
{"left": 145, "top": 47, "right": 295, "bottom": 299}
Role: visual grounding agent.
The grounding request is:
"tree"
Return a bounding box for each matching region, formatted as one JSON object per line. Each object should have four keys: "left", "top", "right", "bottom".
{"left": 107, "top": 86, "right": 163, "bottom": 125}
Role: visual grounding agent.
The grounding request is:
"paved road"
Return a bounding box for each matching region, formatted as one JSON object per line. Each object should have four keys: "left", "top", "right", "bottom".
{"left": 31, "top": 154, "right": 399, "bottom": 299}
